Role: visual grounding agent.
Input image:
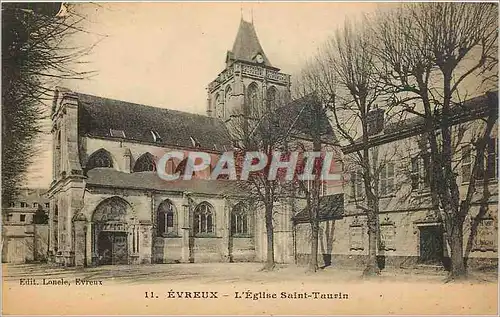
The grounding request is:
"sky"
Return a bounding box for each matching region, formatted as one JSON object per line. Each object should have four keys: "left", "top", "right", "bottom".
{"left": 26, "top": 2, "right": 389, "bottom": 188}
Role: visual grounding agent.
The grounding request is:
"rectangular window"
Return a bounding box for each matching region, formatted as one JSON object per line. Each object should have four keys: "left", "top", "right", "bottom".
{"left": 9, "top": 202, "right": 15, "bottom": 207}
{"left": 411, "top": 153, "right": 430, "bottom": 190}
{"left": 380, "top": 163, "right": 395, "bottom": 196}
{"left": 473, "top": 137, "right": 497, "bottom": 181}
{"left": 411, "top": 157, "right": 419, "bottom": 190}
{"left": 20, "top": 202, "right": 27, "bottom": 208}
{"left": 462, "top": 145, "right": 472, "bottom": 183}
{"left": 422, "top": 153, "right": 430, "bottom": 188}
{"left": 33, "top": 203, "right": 38, "bottom": 208}
{"left": 20, "top": 214, "right": 26, "bottom": 222}
{"left": 350, "top": 171, "right": 364, "bottom": 199}
{"left": 45, "top": 203, "right": 50, "bottom": 209}
{"left": 486, "top": 137, "right": 497, "bottom": 179}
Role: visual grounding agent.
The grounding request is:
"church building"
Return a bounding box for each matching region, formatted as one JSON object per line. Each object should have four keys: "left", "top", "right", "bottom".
{"left": 47, "top": 18, "right": 341, "bottom": 267}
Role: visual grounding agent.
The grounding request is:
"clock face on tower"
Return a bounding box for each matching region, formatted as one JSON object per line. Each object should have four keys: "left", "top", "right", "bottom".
{"left": 255, "top": 54, "right": 264, "bottom": 64}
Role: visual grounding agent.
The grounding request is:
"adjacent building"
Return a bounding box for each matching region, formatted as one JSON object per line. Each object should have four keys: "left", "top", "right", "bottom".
{"left": 2, "top": 188, "right": 50, "bottom": 263}
{"left": 294, "top": 92, "right": 498, "bottom": 270}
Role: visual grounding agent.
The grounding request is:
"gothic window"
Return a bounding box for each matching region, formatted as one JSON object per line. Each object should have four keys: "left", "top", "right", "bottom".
{"left": 193, "top": 202, "right": 214, "bottom": 235}
{"left": 87, "top": 149, "right": 113, "bottom": 170}
{"left": 231, "top": 203, "right": 249, "bottom": 236}
{"left": 133, "top": 152, "right": 156, "bottom": 172}
{"left": 225, "top": 86, "right": 233, "bottom": 107}
{"left": 266, "top": 86, "right": 278, "bottom": 110}
{"left": 157, "top": 200, "right": 176, "bottom": 236}
{"left": 247, "top": 83, "right": 259, "bottom": 119}
{"left": 215, "top": 93, "right": 224, "bottom": 119}
{"left": 92, "top": 197, "right": 129, "bottom": 223}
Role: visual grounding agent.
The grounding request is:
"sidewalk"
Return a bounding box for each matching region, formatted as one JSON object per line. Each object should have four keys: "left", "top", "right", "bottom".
{"left": 3, "top": 262, "right": 497, "bottom": 285}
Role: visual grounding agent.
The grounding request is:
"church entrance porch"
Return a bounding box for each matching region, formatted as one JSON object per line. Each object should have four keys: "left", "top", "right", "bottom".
{"left": 97, "top": 231, "right": 128, "bottom": 265}
{"left": 91, "top": 197, "right": 138, "bottom": 266}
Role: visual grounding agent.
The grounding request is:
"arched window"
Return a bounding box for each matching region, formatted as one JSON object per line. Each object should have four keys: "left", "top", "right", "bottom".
{"left": 133, "top": 152, "right": 156, "bottom": 172}
{"left": 215, "top": 93, "right": 224, "bottom": 119}
{"left": 193, "top": 202, "right": 214, "bottom": 235}
{"left": 247, "top": 83, "right": 259, "bottom": 119}
{"left": 87, "top": 149, "right": 113, "bottom": 170}
{"left": 231, "top": 203, "right": 249, "bottom": 236}
{"left": 157, "top": 200, "right": 176, "bottom": 236}
{"left": 266, "top": 87, "right": 278, "bottom": 110}
{"left": 225, "top": 86, "right": 233, "bottom": 115}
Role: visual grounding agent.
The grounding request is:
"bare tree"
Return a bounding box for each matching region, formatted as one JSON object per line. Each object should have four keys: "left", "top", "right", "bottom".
{"left": 226, "top": 93, "right": 296, "bottom": 271}
{"left": 285, "top": 93, "right": 337, "bottom": 272}
{"left": 2, "top": 3, "right": 97, "bottom": 203}
{"left": 296, "top": 18, "right": 392, "bottom": 276}
{"left": 371, "top": 2, "right": 498, "bottom": 278}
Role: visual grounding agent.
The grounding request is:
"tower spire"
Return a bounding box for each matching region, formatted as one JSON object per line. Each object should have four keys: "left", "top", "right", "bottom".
{"left": 251, "top": 7, "right": 254, "bottom": 24}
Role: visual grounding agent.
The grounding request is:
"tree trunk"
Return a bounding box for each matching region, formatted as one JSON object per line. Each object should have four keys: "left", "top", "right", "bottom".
{"left": 449, "top": 221, "right": 466, "bottom": 278}
{"left": 309, "top": 215, "right": 319, "bottom": 272}
{"left": 363, "top": 211, "right": 380, "bottom": 276}
{"left": 308, "top": 99, "right": 323, "bottom": 273}
{"left": 263, "top": 202, "right": 275, "bottom": 271}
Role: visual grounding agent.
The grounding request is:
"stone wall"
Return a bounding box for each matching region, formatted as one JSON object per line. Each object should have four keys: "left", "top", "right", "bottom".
{"left": 2, "top": 224, "right": 49, "bottom": 263}
{"left": 294, "top": 203, "right": 498, "bottom": 270}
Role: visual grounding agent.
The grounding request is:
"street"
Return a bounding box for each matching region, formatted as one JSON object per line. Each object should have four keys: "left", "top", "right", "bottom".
{"left": 2, "top": 262, "right": 498, "bottom": 315}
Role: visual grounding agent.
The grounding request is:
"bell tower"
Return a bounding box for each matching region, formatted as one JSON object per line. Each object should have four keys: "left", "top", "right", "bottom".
{"left": 206, "top": 18, "right": 291, "bottom": 121}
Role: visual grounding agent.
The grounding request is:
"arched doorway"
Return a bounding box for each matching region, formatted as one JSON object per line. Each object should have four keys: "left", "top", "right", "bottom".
{"left": 92, "top": 197, "right": 135, "bottom": 265}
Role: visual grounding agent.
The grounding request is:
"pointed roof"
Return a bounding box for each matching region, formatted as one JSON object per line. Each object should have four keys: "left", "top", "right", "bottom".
{"left": 228, "top": 19, "right": 273, "bottom": 67}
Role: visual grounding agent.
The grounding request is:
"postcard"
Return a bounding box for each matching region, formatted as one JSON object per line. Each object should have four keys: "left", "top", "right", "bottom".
{"left": 2, "top": 2, "right": 498, "bottom": 315}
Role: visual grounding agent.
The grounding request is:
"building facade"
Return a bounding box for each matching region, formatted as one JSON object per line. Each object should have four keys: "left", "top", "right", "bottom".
{"left": 294, "top": 92, "right": 498, "bottom": 270}
{"left": 2, "top": 188, "right": 50, "bottom": 263}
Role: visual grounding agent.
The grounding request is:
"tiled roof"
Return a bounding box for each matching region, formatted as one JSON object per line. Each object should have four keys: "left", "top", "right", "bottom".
{"left": 76, "top": 92, "right": 233, "bottom": 150}
{"left": 384, "top": 91, "right": 498, "bottom": 133}
{"left": 293, "top": 193, "right": 344, "bottom": 224}
{"left": 228, "top": 19, "right": 273, "bottom": 67}
{"left": 283, "top": 93, "right": 338, "bottom": 144}
{"left": 343, "top": 91, "right": 498, "bottom": 154}
{"left": 86, "top": 168, "right": 246, "bottom": 196}
{"left": 4, "top": 188, "right": 49, "bottom": 207}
